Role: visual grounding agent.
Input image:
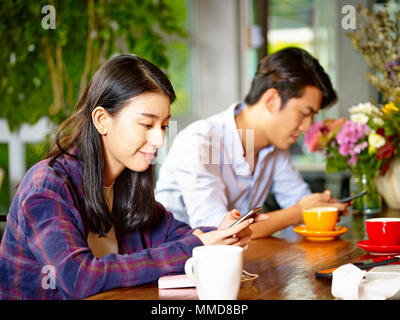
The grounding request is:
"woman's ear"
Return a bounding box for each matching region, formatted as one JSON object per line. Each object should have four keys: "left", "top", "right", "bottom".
{"left": 260, "top": 88, "right": 282, "bottom": 113}
{"left": 92, "top": 106, "right": 113, "bottom": 136}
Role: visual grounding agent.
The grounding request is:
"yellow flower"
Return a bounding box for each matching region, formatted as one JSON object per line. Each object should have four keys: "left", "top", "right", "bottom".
{"left": 382, "top": 101, "right": 399, "bottom": 114}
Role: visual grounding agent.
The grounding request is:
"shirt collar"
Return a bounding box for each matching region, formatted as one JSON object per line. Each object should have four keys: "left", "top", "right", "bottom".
{"left": 222, "top": 102, "right": 252, "bottom": 176}
{"left": 222, "top": 102, "right": 275, "bottom": 176}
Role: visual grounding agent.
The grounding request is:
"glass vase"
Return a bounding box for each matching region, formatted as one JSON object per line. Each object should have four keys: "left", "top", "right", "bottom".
{"left": 349, "top": 171, "right": 382, "bottom": 215}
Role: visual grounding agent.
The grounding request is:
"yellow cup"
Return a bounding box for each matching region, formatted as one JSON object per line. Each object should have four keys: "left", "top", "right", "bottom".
{"left": 302, "top": 207, "right": 339, "bottom": 231}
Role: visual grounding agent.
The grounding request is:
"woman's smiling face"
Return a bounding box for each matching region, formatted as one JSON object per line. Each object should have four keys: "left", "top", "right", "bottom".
{"left": 95, "top": 92, "right": 171, "bottom": 183}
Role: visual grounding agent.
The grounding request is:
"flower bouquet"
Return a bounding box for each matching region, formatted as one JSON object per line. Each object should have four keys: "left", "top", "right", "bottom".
{"left": 305, "top": 102, "right": 398, "bottom": 214}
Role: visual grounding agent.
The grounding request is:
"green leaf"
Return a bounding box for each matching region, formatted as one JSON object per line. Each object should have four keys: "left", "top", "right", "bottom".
{"left": 325, "top": 154, "right": 348, "bottom": 172}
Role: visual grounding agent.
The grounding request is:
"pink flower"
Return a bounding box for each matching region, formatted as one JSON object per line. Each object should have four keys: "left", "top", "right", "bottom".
{"left": 304, "top": 122, "right": 322, "bottom": 150}
{"left": 348, "top": 154, "right": 358, "bottom": 166}
{"left": 339, "top": 143, "right": 352, "bottom": 156}
{"left": 354, "top": 141, "right": 368, "bottom": 154}
{"left": 336, "top": 121, "right": 370, "bottom": 157}
{"left": 340, "top": 121, "right": 369, "bottom": 143}
{"left": 304, "top": 118, "right": 346, "bottom": 152}
{"left": 328, "top": 118, "right": 347, "bottom": 132}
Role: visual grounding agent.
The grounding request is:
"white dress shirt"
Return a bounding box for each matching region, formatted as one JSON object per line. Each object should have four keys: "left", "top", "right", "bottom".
{"left": 155, "top": 102, "right": 311, "bottom": 227}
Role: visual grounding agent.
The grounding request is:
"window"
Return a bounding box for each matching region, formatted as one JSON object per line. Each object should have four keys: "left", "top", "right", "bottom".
{"left": 166, "top": 0, "right": 193, "bottom": 117}
{"left": 263, "top": 0, "right": 338, "bottom": 170}
{"left": 268, "top": 0, "right": 315, "bottom": 54}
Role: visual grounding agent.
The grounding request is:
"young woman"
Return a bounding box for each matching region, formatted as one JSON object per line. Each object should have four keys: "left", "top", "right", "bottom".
{"left": 0, "top": 55, "right": 257, "bottom": 300}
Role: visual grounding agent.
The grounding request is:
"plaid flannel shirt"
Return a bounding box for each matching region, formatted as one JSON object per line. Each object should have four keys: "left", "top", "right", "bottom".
{"left": 0, "top": 151, "right": 213, "bottom": 299}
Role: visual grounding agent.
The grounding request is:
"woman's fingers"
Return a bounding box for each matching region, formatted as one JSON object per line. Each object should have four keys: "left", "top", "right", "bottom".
{"left": 236, "top": 235, "right": 251, "bottom": 246}
{"left": 235, "top": 227, "right": 252, "bottom": 240}
{"left": 194, "top": 216, "right": 254, "bottom": 247}
{"left": 230, "top": 209, "right": 241, "bottom": 219}
{"left": 221, "top": 218, "right": 254, "bottom": 238}
{"left": 223, "top": 237, "right": 240, "bottom": 245}
{"left": 217, "top": 209, "right": 241, "bottom": 230}
{"left": 219, "top": 208, "right": 269, "bottom": 230}
{"left": 223, "top": 235, "right": 251, "bottom": 247}
{"left": 220, "top": 219, "right": 253, "bottom": 248}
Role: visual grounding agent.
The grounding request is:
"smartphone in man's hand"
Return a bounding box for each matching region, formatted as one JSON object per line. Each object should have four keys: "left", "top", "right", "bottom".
{"left": 338, "top": 191, "right": 367, "bottom": 203}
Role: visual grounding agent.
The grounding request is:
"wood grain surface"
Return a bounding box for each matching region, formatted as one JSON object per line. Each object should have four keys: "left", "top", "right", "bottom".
{"left": 87, "top": 208, "right": 400, "bottom": 300}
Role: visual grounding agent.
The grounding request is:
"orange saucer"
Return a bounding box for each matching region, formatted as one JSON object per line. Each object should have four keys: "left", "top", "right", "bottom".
{"left": 293, "top": 225, "right": 348, "bottom": 241}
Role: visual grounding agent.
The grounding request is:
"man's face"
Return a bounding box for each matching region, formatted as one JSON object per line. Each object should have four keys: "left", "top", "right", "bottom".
{"left": 266, "top": 86, "right": 323, "bottom": 150}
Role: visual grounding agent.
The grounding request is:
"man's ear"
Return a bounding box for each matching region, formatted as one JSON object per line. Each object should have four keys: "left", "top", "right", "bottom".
{"left": 91, "top": 106, "right": 113, "bottom": 135}
{"left": 260, "top": 88, "right": 282, "bottom": 113}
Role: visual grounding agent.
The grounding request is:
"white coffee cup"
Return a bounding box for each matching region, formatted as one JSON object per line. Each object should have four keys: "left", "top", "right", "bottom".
{"left": 184, "top": 245, "right": 243, "bottom": 300}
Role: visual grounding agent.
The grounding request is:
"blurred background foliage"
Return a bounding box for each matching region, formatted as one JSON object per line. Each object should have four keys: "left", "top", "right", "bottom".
{"left": 0, "top": 0, "right": 189, "bottom": 131}
{"left": 0, "top": 0, "right": 190, "bottom": 211}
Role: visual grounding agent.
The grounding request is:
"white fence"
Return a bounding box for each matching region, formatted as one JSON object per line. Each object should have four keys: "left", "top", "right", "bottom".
{"left": 0, "top": 117, "right": 53, "bottom": 199}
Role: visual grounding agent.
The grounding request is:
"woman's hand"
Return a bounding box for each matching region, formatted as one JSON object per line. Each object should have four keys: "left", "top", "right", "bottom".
{"left": 193, "top": 218, "right": 253, "bottom": 249}
{"left": 193, "top": 209, "right": 268, "bottom": 250}
{"left": 218, "top": 208, "right": 269, "bottom": 230}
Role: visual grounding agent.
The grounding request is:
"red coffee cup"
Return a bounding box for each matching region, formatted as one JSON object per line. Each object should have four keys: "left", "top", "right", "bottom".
{"left": 365, "top": 218, "right": 400, "bottom": 246}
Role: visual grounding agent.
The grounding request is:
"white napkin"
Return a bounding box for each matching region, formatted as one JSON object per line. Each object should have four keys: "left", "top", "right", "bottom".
{"left": 331, "top": 263, "right": 400, "bottom": 300}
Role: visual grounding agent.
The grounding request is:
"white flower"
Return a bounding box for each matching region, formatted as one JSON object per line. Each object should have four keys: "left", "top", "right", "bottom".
{"left": 349, "top": 102, "right": 381, "bottom": 116}
{"left": 350, "top": 113, "right": 369, "bottom": 124}
{"left": 372, "top": 117, "right": 384, "bottom": 126}
{"left": 368, "top": 131, "right": 386, "bottom": 151}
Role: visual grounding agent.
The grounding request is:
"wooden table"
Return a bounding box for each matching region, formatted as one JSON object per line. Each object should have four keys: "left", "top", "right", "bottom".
{"left": 87, "top": 208, "right": 400, "bottom": 300}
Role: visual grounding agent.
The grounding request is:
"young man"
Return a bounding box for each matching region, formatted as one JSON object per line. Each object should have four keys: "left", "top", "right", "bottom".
{"left": 155, "top": 47, "right": 347, "bottom": 238}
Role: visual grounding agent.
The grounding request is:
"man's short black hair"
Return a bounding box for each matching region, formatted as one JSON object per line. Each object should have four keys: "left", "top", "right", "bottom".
{"left": 244, "top": 47, "right": 337, "bottom": 109}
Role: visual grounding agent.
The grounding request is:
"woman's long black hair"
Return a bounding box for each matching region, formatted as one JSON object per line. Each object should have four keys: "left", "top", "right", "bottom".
{"left": 48, "top": 55, "right": 175, "bottom": 237}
